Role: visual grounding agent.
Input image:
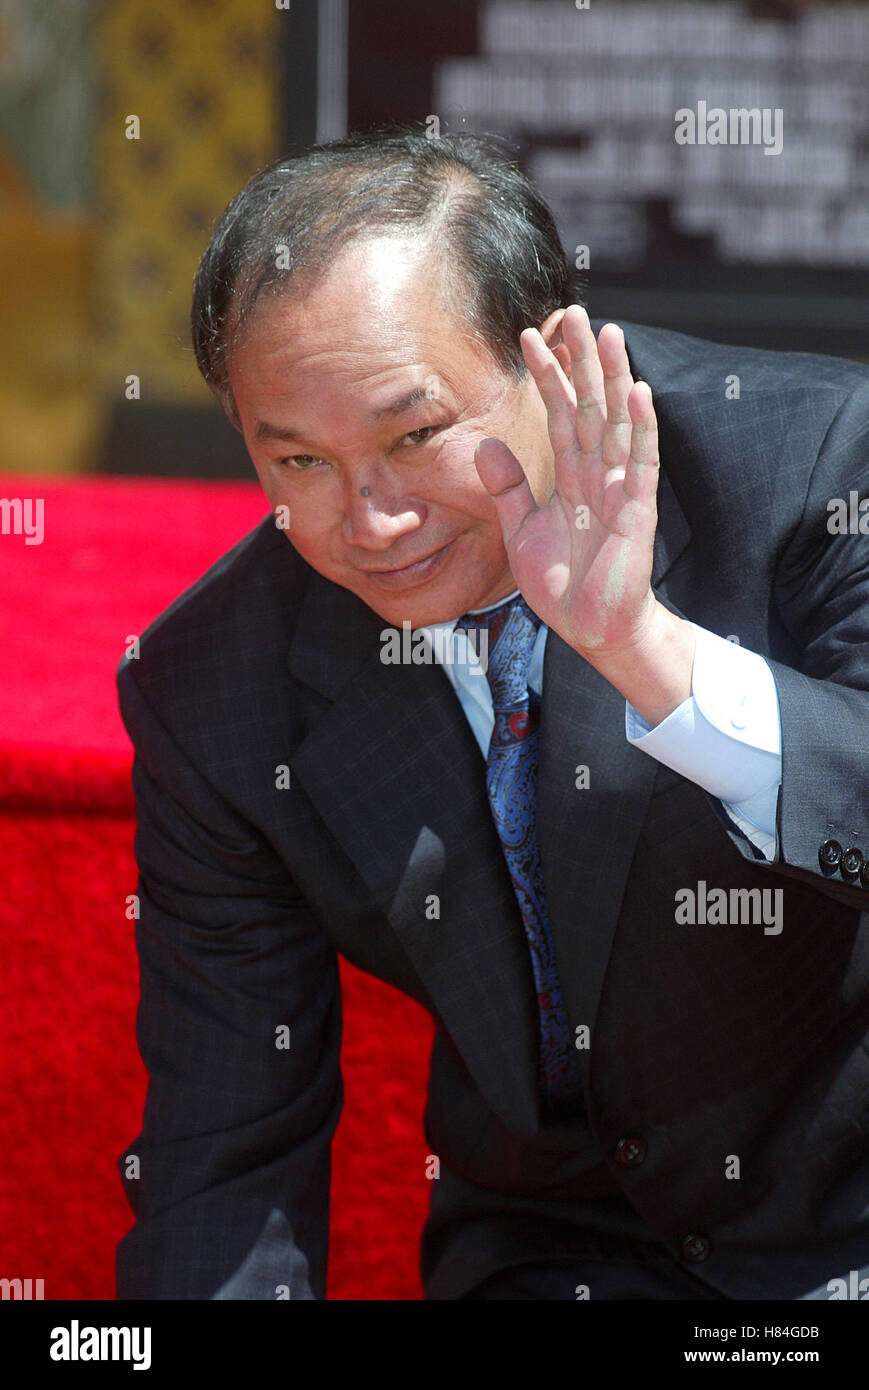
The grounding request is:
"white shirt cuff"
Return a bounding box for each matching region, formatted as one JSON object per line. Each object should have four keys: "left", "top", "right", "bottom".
{"left": 625, "top": 623, "right": 782, "bottom": 855}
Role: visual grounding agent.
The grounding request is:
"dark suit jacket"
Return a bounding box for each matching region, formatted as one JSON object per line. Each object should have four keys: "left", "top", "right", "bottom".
{"left": 115, "top": 321, "right": 869, "bottom": 1300}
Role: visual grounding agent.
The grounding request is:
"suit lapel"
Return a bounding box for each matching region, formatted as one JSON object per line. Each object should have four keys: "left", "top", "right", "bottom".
{"left": 288, "top": 572, "right": 540, "bottom": 1134}
{"left": 537, "top": 464, "right": 692, "bottom": 1091}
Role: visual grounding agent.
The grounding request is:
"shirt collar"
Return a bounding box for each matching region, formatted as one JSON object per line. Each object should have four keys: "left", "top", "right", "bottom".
{"left": 419, "top": 589, "right": 521, "bottom": 673}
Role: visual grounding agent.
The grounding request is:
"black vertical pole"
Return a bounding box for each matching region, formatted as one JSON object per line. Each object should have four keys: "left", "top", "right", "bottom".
{"left": 278, "top": 0, "right": 320, "bottom": 153}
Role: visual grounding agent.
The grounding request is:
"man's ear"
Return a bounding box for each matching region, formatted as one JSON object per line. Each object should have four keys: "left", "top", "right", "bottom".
{"left": 537, "top": 307, "right": 571, "bottom": 377}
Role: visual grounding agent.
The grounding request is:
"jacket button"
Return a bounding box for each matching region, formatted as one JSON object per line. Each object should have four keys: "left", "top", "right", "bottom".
{"left": 681, "top": 1233, "right": 712, "bottom": 1263}
{"left": 819, "top": 839, "right": 842, "bottom": 873}
{"left": 613, "top": 1134, "right": 647, "bottom": 1168}
{"left": 841, "top": 847, "right": 864, "bottom": 881}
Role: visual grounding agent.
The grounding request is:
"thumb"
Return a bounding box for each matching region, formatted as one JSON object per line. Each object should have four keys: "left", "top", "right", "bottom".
{"left": 475, "top": 437, "right": 537, "bottom": 543}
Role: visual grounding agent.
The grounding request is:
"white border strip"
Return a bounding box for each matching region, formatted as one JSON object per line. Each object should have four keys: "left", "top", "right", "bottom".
{"left": 316, "top": 0, "right": 348, "bottom": 142}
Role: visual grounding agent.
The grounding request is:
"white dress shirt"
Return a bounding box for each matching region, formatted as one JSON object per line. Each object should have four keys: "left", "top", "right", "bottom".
{"left": 419, "top": 592, "right": 782, "bottom": 862}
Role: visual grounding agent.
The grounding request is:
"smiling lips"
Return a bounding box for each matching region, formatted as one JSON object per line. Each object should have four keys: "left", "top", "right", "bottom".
{"left": 361, "top": 538, "right": 455, "bottom": 589}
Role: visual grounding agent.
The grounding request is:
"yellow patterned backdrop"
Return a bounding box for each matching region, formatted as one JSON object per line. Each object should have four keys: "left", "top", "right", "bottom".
{"left": 93, "top": 0, "right": 280, "bottom": 406}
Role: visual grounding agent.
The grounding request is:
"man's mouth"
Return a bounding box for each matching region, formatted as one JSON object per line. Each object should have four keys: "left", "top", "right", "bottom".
{"left": 360, "top": 537, "right": 456, "bottom": 590}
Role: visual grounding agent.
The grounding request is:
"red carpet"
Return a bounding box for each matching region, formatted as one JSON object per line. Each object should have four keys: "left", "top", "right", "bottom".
{"left": 0, "top": 473, "right": 433, "bottom": 1300}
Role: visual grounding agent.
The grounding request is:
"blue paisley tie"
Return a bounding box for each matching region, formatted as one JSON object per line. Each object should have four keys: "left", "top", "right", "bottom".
{"left": 457, "top": 594, "right": 583, "bottom": 1121}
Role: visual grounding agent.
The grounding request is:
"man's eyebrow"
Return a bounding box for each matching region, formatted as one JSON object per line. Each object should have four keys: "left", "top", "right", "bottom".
{"left": 254, "top": 386, "right": 444, "bottom": 443}
{"left": 254, "top": 420, "right": 305, "bottom": 443}
{"left": 370, "top": 386, "right": 440, "bottom": 420}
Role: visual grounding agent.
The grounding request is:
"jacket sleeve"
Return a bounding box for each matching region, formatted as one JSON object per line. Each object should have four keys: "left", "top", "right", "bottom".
{"left": 711, "top": 375, "right": 869, "bottom": 914}
{"left": 115, "top": 660, "right": 342, "bottom": 1300}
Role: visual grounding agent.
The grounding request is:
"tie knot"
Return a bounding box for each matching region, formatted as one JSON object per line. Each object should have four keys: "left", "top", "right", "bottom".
{"left": 457, "top": 594, "right": 541, "bottom": 710}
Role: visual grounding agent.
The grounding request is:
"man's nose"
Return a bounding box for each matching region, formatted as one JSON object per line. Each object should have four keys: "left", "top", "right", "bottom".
{"left": 340, "top": 469, "right": 423, "bottom": 547}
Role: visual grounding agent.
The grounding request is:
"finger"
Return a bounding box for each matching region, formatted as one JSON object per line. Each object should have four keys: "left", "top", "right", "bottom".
{"left": 474, "top": 436, "right": 538, "bottom": 544}
{"left": 623, "top": 380, "right": 660, "bottom": 506}
{"left": 560, "top": 305, "right": 606, "bottom": 455}
{"left": 519, "top": 327, "right": 578, "bottom": 459}
{"left": 598, "top": 323, "right": 635, "bottom": 466}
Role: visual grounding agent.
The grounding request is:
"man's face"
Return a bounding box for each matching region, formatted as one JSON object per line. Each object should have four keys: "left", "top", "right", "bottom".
{"left": 228, "top": 236, "right": 555, "bottom": 627}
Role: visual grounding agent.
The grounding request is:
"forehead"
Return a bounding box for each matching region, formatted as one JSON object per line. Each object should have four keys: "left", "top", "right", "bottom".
{"left": 229, "top": 234, "right": 493, "bottom": 392}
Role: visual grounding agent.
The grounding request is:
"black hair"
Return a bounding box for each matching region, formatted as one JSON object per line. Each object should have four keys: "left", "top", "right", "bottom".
{"left": 191, "top": 126, "right": 584, "bottom": 427}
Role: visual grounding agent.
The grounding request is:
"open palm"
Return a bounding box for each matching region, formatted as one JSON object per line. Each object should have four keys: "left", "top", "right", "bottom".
{"left": 476, "top": 306, "right": 661, "bottom": 661}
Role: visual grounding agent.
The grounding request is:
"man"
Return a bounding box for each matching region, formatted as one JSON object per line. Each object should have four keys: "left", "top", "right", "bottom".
{"left": 116, "top": 131, "right": 869, "bottom": 1301}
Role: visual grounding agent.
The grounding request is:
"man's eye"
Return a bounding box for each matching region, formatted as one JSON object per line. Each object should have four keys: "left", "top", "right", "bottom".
{"left": 402, "top": 426, "right": 436, "bottom": 445}
{"left": 281, "top": 454, "right": 326, "bottom": 470}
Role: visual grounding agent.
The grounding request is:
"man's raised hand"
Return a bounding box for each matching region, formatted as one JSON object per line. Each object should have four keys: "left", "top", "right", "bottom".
{"left": 475, "top": 305, "right": 695, "bottom": 727}
{"left": 474, "top": 304, "right": 661, "bottom": 662}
